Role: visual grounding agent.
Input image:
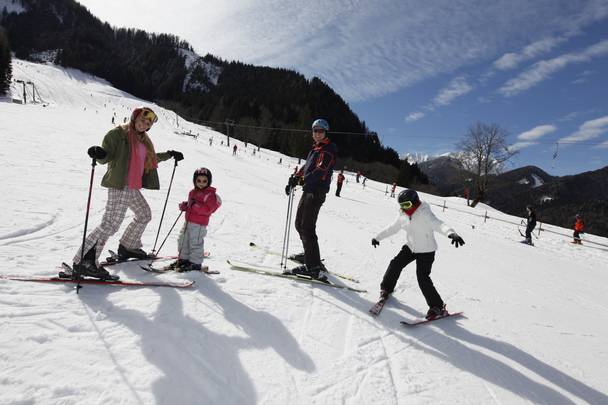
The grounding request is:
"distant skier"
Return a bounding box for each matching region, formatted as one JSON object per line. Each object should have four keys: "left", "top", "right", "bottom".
{"left": 335, "top": 170, "right": 346, "bottom": 197}
{"left": 371, "top": 189, "right": 465, "bottom": 320}
{"left": 169, "top": 168, "right": 221, "bottom": 271}
{"left": 463, "top": 186, "right": 470, "bottom": 206}
{"left": 522, "top": 205, "right": 537, "bottom": 245}
{"left": 233, "top": 144, "right": 238, "bottom": 155}
{"left": 362, "top": 177, "right": 367, "bottom": 187}
{"left": 573, "top": 214, "right": 585, "bottom": 245}
{"left": 390, "top": 182, "right": 397, "bottom": 198}
{"left": 72, "top": 106, "right": 184, "bottom": 279}
{"left": 284, "top": 118, "right": 336, "bottom": 281}
{"left": 356, "top": 171, "right": 361, "bottom": 183}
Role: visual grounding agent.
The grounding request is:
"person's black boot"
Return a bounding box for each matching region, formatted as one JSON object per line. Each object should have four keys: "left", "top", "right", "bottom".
{"left": 288, "top": 252, "right": 306, "bottom": 264}
{"left": 73, "top": 260, "right": 112, "bottom": 280}
{"left": 118, "top": 244, "right": 150, "bottom": 260}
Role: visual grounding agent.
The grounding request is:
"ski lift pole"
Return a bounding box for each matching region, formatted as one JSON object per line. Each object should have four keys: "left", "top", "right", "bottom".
{"left": 152, "top": 159, "right": 178, "bottom": 255}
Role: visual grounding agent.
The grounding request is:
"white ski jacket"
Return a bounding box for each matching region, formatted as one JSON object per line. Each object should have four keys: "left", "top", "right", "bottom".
{"left": 374, "top": 202, "right": 455, "bottom": 253}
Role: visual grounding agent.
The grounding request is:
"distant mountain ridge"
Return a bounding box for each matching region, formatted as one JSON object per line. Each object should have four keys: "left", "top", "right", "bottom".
{"left": 418, "top": 156, "right": 607, "bottom": 236}
{"left": 1, "top": 0, "right": 429, "bottom": 186}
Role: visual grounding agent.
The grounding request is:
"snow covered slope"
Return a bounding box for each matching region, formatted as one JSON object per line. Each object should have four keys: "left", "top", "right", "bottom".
{"left": 1, "top": 60, "right": 607, "bottom": 404}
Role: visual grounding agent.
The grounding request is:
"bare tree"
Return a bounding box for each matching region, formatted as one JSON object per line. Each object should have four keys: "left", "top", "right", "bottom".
{"left": 455, "top": 122, "right": 518, "bottom": 207}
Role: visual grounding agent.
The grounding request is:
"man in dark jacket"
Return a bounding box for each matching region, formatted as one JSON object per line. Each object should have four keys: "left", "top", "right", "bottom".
{"left": 524, "top": 205, "right": 537, "bottom": 245}
{"left": 284, "top": 118, "right": 336, "bottom": 280}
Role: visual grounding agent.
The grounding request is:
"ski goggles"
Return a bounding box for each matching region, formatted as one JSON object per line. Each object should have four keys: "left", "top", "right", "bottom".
{"left": 399, "top": 200, "right": 414, "bottom": 210}
{"left": 140, "top": 108, "right": 158, "bottom": 124}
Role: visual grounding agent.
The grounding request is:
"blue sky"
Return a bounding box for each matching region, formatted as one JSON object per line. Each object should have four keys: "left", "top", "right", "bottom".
{"left": 77, "top": 0, "right": 608, "bottom": 175}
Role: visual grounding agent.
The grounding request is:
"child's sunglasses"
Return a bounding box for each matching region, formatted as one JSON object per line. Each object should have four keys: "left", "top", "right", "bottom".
{"left": 399, "top": 200, "right": 414, "bottom": 210}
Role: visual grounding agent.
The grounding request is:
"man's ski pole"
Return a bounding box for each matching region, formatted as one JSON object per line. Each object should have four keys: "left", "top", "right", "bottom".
{"left": 280, "top": 186, "right": 296, "bottom": 268}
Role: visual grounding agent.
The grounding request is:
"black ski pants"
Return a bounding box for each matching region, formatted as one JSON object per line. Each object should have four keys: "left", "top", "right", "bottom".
{"left": 525, "top": 223, "right": 535, "bottom": 241}
{"left": 295, "top": 190, "right": 326, "bottom": 267}
{"left": 380, "top": 245, "right": 444, "bottom": 308}
{"left": 335, "top": 182, "right": 343, "bottom": 197}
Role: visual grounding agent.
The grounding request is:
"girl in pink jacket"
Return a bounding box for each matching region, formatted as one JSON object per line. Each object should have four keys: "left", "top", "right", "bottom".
{"left": 171, "top": 167, "right": 221, "bottom": 271}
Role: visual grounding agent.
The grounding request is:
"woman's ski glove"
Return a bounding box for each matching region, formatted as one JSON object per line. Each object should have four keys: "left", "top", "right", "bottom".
{"left": 371, "top": 238, "right": 380, "bottom": 248}
{"left": 167, "top": 150, "right": 184, "bottom": 161}
{"left": 448, "top": 233, "right": 465, "bottom": 248}
{"left": 87, "top": 146, "right": 107, "bottom": 160}
{"left": 178, "top": 201, "right": 188, "bottom": 211}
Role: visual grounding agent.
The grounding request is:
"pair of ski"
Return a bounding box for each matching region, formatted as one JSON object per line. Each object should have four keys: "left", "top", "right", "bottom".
{"left": 103, "top": 250, "right": 218, "bottom": 275}
{"left": 369, "top": 296, "right": 463, "bottom": 326}
{"left": 0, "top": 261, "right": 195, "bottom": 289}
{"left": 1, "top": 254, "right": 217, "bottom": 289}
{"left": 227, "top": 259, "right": 366, "bottom": 293}
{"left": 248, "top": 242, "right": 360, "bottom": 284}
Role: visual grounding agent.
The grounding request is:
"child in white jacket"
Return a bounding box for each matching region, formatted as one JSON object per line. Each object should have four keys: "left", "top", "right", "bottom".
{"left": 372, "top": 189, "right": 465, "bottom": 320}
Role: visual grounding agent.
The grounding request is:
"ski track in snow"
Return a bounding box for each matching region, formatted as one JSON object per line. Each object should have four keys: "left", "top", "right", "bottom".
{"left": 1, "top": 59, "right": 607, "bottom": 404}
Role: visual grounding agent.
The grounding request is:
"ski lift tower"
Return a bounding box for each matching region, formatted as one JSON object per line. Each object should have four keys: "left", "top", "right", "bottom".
{"left": 26, "top": 81, "right": 35, "bottom": 103}
{"left": 225, "top": 119, "right": 235, "bottom": 147}
{"left": 15, "top": 79, "right": 26, "bottom": 104}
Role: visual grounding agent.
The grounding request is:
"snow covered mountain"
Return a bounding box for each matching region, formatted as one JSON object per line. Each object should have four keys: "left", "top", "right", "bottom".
{"left": 1, "top": 60, "right": 607, "bottom": 404}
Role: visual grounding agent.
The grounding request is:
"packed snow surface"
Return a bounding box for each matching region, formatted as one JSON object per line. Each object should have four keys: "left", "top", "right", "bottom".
{"left": 1, "top": 60, "right": 607, "bottom": 404}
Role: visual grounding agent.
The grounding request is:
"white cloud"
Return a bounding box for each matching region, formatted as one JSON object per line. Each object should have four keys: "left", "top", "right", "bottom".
{"left": 517, "top": 125, "right": 557, "bottom": 141}
{"left": 595, "top": 140, "right": 608, "bottom": 149}
{"left": 76, "top": 0, "right": 608, "bottom": 102}
{"left": 433, "top": 77, "right": 473, "bottom": 106}
{"left": 498, "top": 40, "right": 608, "bottom": 97}
{"left": 405, "top": 112, "right": 425, "bottom": 122}
{"left": 493, "top": 36, "right": 568, "bottom": 70}
{"left": 509, "top": 124, "right": 557, "bottom": 151}
{"left": 559, "top": 115, "right": 608, "bottom": 144}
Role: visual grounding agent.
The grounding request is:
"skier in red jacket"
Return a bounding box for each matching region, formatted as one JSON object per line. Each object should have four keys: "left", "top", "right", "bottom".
{"left": 573, "top": 214, "right": 585, "bottom": 245}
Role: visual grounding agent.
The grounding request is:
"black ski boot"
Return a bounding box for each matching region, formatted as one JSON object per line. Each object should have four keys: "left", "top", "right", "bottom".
{"left": 72, "top": 260, "right": 113, "bottom": 280}
{"left": 118, "top": 244, "right": 151, "bottom": 260}
{"left": 168, "top": 259, "right": 190, "bottom": 270}
{"left": 72, "top": 244, "right": 116, "bottom": 280}
{"left": 289, "top": 264, "right": 328, "bottom": 282}
{"left": 288, "top": 252, "right": 305, "bottom": 264}
{"left": 426, "top": 304, "right": 448, "bottom": 320}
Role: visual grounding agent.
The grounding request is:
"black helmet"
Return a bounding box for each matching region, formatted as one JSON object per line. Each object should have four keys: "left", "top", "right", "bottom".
{"left": 398, "top": 189, "right": 420, "bottom": 205}
{"left": 193, "top": 167, "right": 212, "bottom": 187}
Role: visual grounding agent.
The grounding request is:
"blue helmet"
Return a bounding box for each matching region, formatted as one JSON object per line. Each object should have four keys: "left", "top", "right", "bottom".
{"left": 312, "top": 118, "right": 329, "bottom": 131}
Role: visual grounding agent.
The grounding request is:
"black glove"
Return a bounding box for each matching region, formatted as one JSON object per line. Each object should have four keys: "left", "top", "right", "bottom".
{"left": 372, "top": 238, "right": 380, "bottom": 248}
{"left": 167, "top": 150, "right": 184, "bottom": 161}
{"left": 87, "top": 146, "right": 107, "bottom": 160}
{"left": 449, "top": 233, "right": 465, "bottom": 248}
{"left": 288, "top": 175, "right": 299, "bottom": 188}
{"left": 284, "top": 184, "right": 292, "bottom": 195}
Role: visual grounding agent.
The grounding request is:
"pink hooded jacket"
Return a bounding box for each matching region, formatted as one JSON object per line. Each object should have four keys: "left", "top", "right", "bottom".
{"left": 182, "top": 187, "right": 221, "bottom": 226}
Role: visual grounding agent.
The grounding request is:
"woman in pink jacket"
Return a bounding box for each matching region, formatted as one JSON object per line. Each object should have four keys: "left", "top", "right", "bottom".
{"left": 171, "top": 167, "right": 221, "bottom": 271}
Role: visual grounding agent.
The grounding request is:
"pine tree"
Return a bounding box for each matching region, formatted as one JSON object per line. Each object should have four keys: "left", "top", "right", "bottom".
{"left": 0, "top": 28, "right": 12, "bottom": 96}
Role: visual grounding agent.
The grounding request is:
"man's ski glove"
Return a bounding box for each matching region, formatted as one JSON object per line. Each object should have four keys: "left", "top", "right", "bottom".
{"left": 371, "top": 238, "right": 380, "bottom": 248}
{"left": 448, "top": 233, "right": 465, "bottom": 248}
{"left": 167, "top": 150, "right": 184, "bottom": 161}
{"left": 87, "top": 146, "right": 107, "bottom": 160}
{"left": 285, "top": 175, "right": 299, "bottom": 195}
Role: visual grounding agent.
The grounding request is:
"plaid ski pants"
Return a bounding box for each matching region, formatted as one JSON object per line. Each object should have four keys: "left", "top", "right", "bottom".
{"left": 73, "top": 187, "right": 152, "bottom": 264}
